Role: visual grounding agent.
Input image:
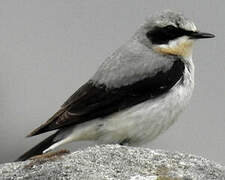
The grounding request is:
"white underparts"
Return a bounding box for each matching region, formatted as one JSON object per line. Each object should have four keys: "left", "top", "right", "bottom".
{"left": 44, "top": 58, "right": 194, "bottom": 153}
{"left": 43, "top": 121, "right": 100, "bottom": 153}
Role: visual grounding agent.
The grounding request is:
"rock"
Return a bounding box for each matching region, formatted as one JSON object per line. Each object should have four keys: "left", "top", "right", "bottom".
{"left": 0, "top": 145, "right": 224, "bottom": 179}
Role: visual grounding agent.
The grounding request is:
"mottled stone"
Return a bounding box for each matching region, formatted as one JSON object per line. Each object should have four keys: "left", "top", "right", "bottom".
{"left": 0, "top": 145, "right": 224, "bottom": 180}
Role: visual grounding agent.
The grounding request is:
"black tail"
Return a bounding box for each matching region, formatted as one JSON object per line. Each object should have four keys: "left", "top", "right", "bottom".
{"left": 16, "top": 132, "right": 59, "bottom": 161}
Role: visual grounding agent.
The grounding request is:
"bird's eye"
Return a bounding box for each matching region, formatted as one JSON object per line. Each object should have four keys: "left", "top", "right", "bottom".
{"left": 164, "top": 25, "right": 177, "bottom": 31}
{"left": 146, "top": 25, "right": 187, "bottom": 45}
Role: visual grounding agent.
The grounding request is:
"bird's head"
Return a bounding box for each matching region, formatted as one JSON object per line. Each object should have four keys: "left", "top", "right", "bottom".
{"left": 136, "top": 10, "right": 215, "bottom": 59}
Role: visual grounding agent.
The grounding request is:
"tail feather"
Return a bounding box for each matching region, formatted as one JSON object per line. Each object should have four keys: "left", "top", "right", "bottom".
{"left": 16, "top": 132, "right": 59, "bottom": 161}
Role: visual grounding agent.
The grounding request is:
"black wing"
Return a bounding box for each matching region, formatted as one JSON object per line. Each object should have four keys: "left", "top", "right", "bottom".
{"left": 28, "top": 59, "right": 184, "bottom": 137}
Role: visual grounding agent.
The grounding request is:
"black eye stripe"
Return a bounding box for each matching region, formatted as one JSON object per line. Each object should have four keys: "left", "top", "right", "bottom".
{"left": 146, "top": 25, "right": 193, "bottom": 45}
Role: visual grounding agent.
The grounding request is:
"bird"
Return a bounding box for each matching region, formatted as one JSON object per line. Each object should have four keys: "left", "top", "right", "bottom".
{"left": 17, "top": 10, "right": 215, "bottom": 161}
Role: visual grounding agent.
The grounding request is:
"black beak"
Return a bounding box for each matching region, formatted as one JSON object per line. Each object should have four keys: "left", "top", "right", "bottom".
{"left": 189, "top": 31, "right": 215, "bottom": 39}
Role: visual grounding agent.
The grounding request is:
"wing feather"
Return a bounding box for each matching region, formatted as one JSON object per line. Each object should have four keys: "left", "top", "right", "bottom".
{"left": 28, "top": 58, "right": 184, "bottom": 137}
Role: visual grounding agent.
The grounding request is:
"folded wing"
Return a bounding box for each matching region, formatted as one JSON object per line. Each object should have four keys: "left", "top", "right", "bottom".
{"left": 28, "top": 57, "right": 184, "bottom": 137}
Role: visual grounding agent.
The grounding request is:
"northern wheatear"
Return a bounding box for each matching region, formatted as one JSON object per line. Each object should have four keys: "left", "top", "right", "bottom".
{"left": 17, "top": 10, "right": 215, "bottom": 161}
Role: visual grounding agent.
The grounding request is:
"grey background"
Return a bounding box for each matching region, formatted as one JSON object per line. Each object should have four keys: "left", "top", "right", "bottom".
{"left": 0, "top": 0, "right": 224, "bottom": 164}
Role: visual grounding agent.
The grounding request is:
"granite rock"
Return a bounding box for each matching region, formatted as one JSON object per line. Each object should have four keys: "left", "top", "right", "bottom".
{"left": 0, "top": 145, "right": 224, "bottom": 180}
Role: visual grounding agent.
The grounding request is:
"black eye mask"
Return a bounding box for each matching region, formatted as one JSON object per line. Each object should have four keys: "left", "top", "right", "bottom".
{"left": 146, "top": 25, "right": 193, "bottom": 45}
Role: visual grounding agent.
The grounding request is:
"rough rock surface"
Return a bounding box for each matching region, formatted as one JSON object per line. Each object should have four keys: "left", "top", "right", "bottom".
{"left": 0, "top": 145, "right": 224, "bottom": 180}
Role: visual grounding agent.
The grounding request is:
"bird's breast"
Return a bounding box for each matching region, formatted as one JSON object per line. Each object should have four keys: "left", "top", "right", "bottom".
{"left": 97, "top": 65, "right": 194, "bottom": 145}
